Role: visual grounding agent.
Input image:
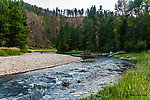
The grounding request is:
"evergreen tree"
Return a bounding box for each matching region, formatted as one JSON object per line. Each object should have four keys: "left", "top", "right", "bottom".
{"left": 88, "top": 5, "right": 99, "bottom": 51}
{"left": 74, "top": 8, "right": 78, "bottom": 17}
{"left": 98, "top": 16, "right": 116, "bottom": 52}
{"left": 0, "top": 0, "right": 10, "bottom": 46}
{"left": 57, "top": 23, "right": 71, "bottom": 52}
{"left": 0, "top": 0, "right": 28, "bottom": 49}
{"left": 119, "top": 18, "right": 128, "bottom": 50}
{"left": 56, "top": 2, "right": 149, "bottom": 53}
{"left": 8, "top": 0, "right": 28, "bottom": 49}
{"left": 82, "top": 17, "right": 94, "bottom": 51}
{"left": 81, "top": 8, "right": 84, "bottom": 16}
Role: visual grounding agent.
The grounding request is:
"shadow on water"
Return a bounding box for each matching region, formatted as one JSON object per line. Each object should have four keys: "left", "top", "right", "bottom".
{"left": 0, "top": 52, "right": 134, "bottom": 100}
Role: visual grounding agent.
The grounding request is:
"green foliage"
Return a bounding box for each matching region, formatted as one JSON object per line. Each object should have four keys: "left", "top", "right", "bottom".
{"left": 136, "top": 41, "right": 147, "bottom": 52}
{"left": 65, "top": 50, "right": 84, "bottom": 54}
{"left": 124, "top": 41, "right": 136, "bottom": 52}
{"left": 56, "top": 22, "right": 71, "bottom": 53}
{"left": 119, "top": 18, "right": 128, "bottom": 50}
{"left": 82, "top": 51, "right": 150, "bottom": 100}
{"left": 0, "top": 0, "right": 28, "bottom": 49}
{"left": 82, "top": 17, "right": 94, "bottom": 51}
{"left": 56, "top": 17, "right": 97, "bottom": 53}
{"left": 33, "top": 49, "right": 57, "bottom": 52}
{"left": 98, "top": 15, "right": 116, "bottom": 52}
{"left": 56, "top": 0, "right": 149, "bottom": 53}
{"left": 0, "top": 50, "right": 7, "bottom": 56}
{"left": 99, "top": 51, "right": 150, "bottom": 100}
{"left": 0, "top": 49, "right": 21, "bottom": 56}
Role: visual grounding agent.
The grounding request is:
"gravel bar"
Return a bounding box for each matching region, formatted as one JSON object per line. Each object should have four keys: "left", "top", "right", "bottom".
{"left": 0, "top": 53, "right": 81, "bottom": 77}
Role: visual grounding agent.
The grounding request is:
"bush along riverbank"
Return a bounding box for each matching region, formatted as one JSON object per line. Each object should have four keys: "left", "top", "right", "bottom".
{"left": 81, "top": 51, "right": 150, "bottom": 100}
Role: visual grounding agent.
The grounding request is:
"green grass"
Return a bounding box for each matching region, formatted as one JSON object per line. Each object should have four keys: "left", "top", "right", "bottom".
{"left": 32, "top": 49, "right": 57, "bottom": 52}
{"left": 0, "top": 48, "right": 56, "bottom": 56}
{"left": 0, "top": 49, "right": 22, "bottom": 56}
{"left": 65, "top": 50, "right": 85, "bottom": 54}
{"left": 0, "top": 47, "right": 32, "bottom": 56}
{"left": 82, "top": 51, "right": 150, "bottom": 100}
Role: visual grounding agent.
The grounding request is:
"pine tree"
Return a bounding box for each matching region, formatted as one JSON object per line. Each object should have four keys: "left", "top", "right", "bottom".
{"left": 57, "top": 23, "right": 71, "bottom": 52}
{"left": 0, "top": 0, "right": 10, "bottom": 46}
{"left": 0, "top": 0, "right": 28, "bottom": 49}
{"left": 88, "top": 5, "right": 99, "bottom": 51}
{"left": 8, "top": 0, "right": 28, "bottom": 49}
{"left": 119, "top": 18, "right": 128, "bottom": 50}
{"left": 74, "top": 8, "right": 78, "bottom": 17}
{"left": 82, "top": 17, "right": 94, "bottom": 51}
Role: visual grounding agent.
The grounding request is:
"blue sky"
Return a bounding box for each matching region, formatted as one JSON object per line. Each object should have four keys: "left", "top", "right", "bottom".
{"left": 23, "top": 0, "right": 118, "bottom": 11}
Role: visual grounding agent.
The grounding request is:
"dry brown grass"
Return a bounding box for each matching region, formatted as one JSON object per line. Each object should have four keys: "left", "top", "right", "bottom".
{"left": 0, "top": 47, "right": 20, "bottom": 50}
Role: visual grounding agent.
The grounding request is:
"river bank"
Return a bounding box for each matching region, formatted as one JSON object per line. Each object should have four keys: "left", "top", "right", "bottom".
{"left": 0, "top": 53, "right": 80, "bottom": 77}
{"left": 83, "top": 51, "right": 150, "bottom": 100}
{"left": 0, "top": 53, "right": 132, "bottom": 99}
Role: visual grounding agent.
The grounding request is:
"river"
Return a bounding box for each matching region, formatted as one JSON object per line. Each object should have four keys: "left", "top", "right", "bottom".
{"left": 0, "top": 53, "right": 132, "bottom": 100}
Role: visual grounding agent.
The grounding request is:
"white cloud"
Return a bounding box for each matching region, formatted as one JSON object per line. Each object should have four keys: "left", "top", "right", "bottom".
{"left": 23, "top": 0, "right": 118, "bottom": 11}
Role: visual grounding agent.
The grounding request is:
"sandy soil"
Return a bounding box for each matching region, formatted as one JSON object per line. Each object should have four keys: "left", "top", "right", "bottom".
{"left": 0, "top": 53, "right": 81, "bottom": 77}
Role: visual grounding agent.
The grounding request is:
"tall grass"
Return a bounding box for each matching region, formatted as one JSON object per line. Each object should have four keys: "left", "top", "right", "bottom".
{"left": 82, "top": 51, "right": 150, "bottom": 100}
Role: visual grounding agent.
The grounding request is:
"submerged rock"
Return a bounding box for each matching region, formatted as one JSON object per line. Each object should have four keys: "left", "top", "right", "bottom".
{"left": 62, "top": 82, "right": 71, "bottom": 87}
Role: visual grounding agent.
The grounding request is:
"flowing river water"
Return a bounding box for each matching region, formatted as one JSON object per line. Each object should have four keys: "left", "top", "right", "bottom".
{"left": 0, "top": 53, "right": 133, "bottom": 100}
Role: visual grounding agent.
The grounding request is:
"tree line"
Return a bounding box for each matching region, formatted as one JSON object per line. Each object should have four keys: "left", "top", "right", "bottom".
{"left": 25, "top": 3, "right": 85, "bottom": 17}
{"left": 56, "top": 0, "right": 150, "bottom": 53}
{"left": 0, "top": 0, "right": 28, "bottom": 50}
{"left": 54, "top": 7, "right": 85, "bottom": 17}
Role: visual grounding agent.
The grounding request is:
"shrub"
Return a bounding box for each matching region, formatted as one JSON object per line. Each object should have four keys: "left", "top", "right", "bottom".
{"left": 124, "top": 42, "right": 135, "bottom": 52}
{"left": 135, "top": 41, "right": 147, "bottom": 52}
{"left": 4, "top": 49, "right": 21, "bottom": 56}
{"left": 124, "top": 40, "right": 147, "bottom": 52}
{"left": 29, "top": 47, "right": 34, "bottom": 49}
{"left": 0, "top": 49, "right": 22, "bottom": 56}
{"left": 39, "top": 45, "right": 43, "bottom": 49}
{"left": 21, "top": 45, "right": 28, "bottom": 50}
{"left": 0, "top": 50, "right": 7, "bottom": 56}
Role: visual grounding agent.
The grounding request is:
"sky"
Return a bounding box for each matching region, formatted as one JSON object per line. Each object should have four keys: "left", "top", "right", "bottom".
{"left": 23, "top": 0, "right": 118, "bottom": 11}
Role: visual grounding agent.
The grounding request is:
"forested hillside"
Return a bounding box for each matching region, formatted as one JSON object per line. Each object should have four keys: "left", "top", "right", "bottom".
{"left": 24, "top": 3, "right": 84, "bottom": 48}
{"left": 56, "top": 0, "right": 150, "bottom": 53}
{"left": 0, "top": 0, "right": 149, "bottom": 53}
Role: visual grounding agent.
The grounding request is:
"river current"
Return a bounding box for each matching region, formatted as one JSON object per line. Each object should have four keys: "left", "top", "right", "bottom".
{"left": 0, "top": 53, "right": 132, "bottom": 100}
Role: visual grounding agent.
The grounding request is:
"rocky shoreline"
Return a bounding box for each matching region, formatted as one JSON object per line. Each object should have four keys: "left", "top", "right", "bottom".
{"left": 0, "top": 53, "right": 81, "bottom": 77}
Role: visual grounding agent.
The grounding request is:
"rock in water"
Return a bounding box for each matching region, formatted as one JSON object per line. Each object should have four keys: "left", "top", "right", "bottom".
{"left": 62, "top": 82, "right": 70, "bottom": 87}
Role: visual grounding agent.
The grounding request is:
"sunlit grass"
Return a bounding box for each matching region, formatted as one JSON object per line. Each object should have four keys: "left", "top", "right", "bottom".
{"left": 0, "top": 47, "right": 31, "bottom": 56}
{"left": 31, "top": 49, "right": 57, "bottom": 52}
{"left": 0, "top": 47, "right": 20, "bottom": 50}
{"left": 82, "top": 51, "right": 150, "bottom": 100}
{"left": 65, "top": 50, "right": 85, "bottom": 54}
{"left": 0, "top": 49, "right": 22, "bottom": 56}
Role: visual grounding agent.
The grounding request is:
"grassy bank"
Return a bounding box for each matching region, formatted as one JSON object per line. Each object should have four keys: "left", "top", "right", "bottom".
{"left": 0, "top": 47, "right": 57, "bottom": 56}
{"left": 65, "top": 50, "right": 85, "bottom": 54}
{"left": 82, "top": 51, "right": 150, "bottom": 100}
{"left": 0, "top": 49, "right": 22, "bottom": 56}
{"left": 31, "top": 49, "right": 57, "bottom": 52}
{"left": 63, "top": 50, "right": 101, "bottom": 54}
{"left": 0, "top": 47, "right": 31, "bottom": 56}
